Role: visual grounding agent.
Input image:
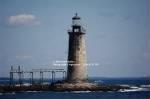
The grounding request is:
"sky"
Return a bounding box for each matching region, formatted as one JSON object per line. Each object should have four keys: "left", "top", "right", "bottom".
{"left": 0, "top": 0, "right": 149, "bottom": 78}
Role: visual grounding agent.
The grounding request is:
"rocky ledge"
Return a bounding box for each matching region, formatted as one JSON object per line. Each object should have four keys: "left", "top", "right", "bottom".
{"left": 52, "top": 82, "right": 130, "bottom": 91}
{"left": 0, "top": 82, "right": 130, "bottom": 93}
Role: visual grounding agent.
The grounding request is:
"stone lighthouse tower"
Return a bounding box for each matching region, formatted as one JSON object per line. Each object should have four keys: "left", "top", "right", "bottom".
{"left": 67, "top": 13, "right": 88, "bottom": 82}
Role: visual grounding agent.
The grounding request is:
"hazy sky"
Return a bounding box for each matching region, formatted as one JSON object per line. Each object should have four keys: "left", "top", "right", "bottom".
{"left": 0, "top": 0, "right": 149, "bottom": 77}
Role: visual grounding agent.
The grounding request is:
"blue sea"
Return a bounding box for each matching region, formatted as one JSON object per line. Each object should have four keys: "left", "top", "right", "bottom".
{"left": 0, "top": 77, "right": 149, "bottom": 99}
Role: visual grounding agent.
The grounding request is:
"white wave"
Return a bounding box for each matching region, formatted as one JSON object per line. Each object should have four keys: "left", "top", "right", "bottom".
{"left": 14, "top": 83, "right": 31, "bottom": 86}
{"left": 11, "top": 92, "right": 16, "bottom": 94}
{"left": 120, "top": 84, "right": 130, "bottom": 87}
{"left": 26, "top": 91, "right": 41, "bottom": 93}
{"left": 23, "top": 83, "right": 31, "bottom": 86}
{"left": 15, "top": 84, "right": 21, "bottom": 87}
{"left": 130, "top": 86, "right": 139, "bottom": 89}
{"left": 94, "top": 80, "right": 104, "bottom": 83}
{"left": 140, "top": 85, "right": 150, "bottom": 88}
{"left": 0, "top": 92, "right": 16, "bottom": 95}
{"left": 71, "top": 91, "right": 92, "bottom": 93}
{"left": 119, "top": 87, "right": 149, "bottom": 92}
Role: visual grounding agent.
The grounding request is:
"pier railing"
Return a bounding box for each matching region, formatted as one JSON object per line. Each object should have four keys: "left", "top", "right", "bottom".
{"left": 9, "top": 66, "right": 66, "bottom": 86}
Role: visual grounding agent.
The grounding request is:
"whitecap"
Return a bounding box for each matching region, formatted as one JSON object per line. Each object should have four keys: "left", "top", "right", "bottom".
{"left": 119, "top": 87, "right": 149, "bottom": 92}
{"left": 140, "top": 85, "right": 150, "bottom": 88}
{"left": 130, "top": 86, "right": 139, "bottom": 89}
{"left": 23, "top": 83, "right": 31, "bottom": 86}
{"left": 120, "top": 84, "right": 131, "bottom": 87}
{"left": 11, "top": 92, "right": 16, "bottom": 94}
{"left": 71, "top": 91, "right": 92, "bottom": 93}
{"left": 26, "top": 91, "right": 41, "bottom": 93}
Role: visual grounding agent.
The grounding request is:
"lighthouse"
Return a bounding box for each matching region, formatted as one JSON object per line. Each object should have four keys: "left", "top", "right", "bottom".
{"left": 67, "top": 13, "right": 88, "bottom": 82}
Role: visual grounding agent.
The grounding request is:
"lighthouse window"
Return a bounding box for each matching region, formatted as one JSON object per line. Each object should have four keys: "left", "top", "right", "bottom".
{"left": 74, "top": 29, "right": 79, "bottom": 32}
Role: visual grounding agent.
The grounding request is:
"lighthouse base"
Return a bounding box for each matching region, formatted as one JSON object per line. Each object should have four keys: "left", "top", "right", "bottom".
{"left": 0, "top": 82, "right": 130, "bottom": 92}
{"left": 53, "top": 82, "right": 99, "bottom": 91}
{"left": 51, "top": 81, "right": 130, "bottom": 91}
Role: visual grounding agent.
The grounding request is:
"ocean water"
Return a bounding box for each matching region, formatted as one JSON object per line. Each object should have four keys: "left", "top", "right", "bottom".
{"left": 0, "top": 77, "right": 149, "bottom": 99}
